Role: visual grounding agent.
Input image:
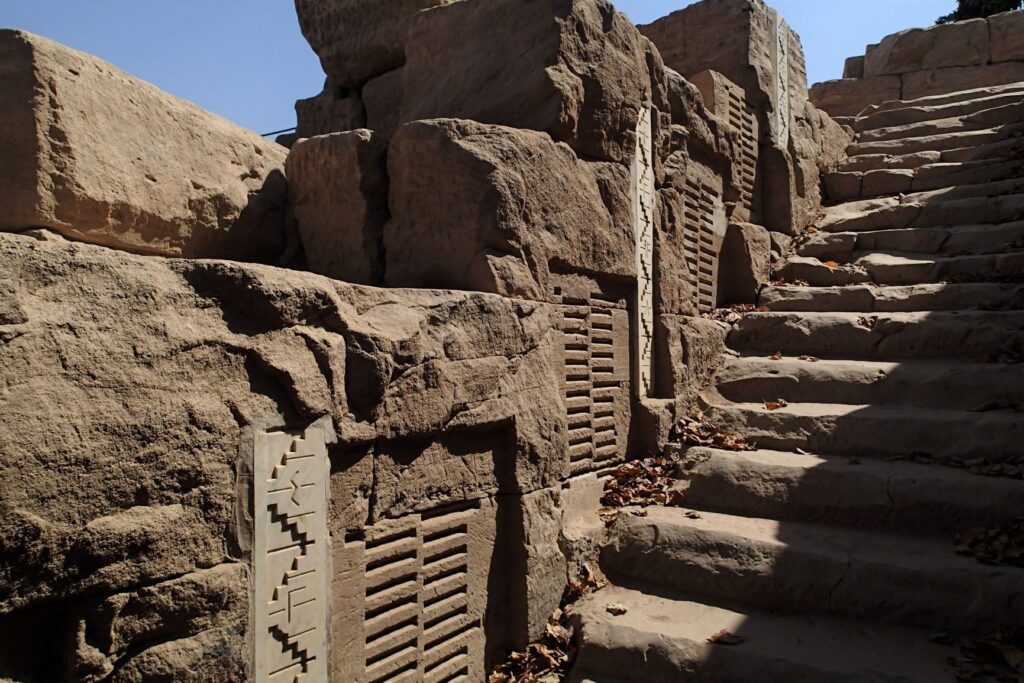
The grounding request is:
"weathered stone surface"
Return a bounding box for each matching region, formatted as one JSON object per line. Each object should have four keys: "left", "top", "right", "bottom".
{"left": 400, "top": 0, "right": 656, "bottom": 163}
{"left": 384, "top": 118, "right": 634, "bottom": 300}
{"left": 990, "top": 11, "right": 1024, "bottom": 64}
{"left": 295, "top": 81, "right": 366, "bottom": 138}
{"left": 864, "top": 19, "right": 990, "bottom": 77}
{"left": 718, "top": 222, "right": 771, "bottom": 305}
{"left": 809, "top": 76, "right": 903, "bottom": 118}
{"left": 363, "top": 67, "right": 404, "bottom": 138}
{"left": 902, "top": 61, "right": 1024, "bottom": 101}
{"left": 294, "top": 0, "right": 455, "bottom": 88}
{"left": 654, "top": 315, "right": 727, "bottom": 408}
{"left": 844, "top": 55, "right": 865, "bottom": 79}
{"left": 0, "top": 30, "right": 287, "bottom": 260}
{"left": 285, "top": 130, "right": 389, "bottom": 285}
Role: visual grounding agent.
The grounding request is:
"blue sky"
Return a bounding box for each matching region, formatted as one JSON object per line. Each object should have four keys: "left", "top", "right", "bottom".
{"left": 4, "top": 0, "right": 951, "bottom": 136}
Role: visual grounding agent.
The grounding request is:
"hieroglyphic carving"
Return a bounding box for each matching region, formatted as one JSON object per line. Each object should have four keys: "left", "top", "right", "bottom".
{"left": 771, "top": 14, "right": 792, "bottom": 146}
{"left": 682, "top": 168, "right": 728, "bottom": 313}
{"left": 254, "top": 427, "right": 330, "bottom": 683}
{"left": 559, "top": 291, "right": 627, "bottom": 475}
{"left": 631, "top": 106, "right": 656, "bottom": 398}
{"left": 333, "top": 502, "right": 493, "bottom": 682}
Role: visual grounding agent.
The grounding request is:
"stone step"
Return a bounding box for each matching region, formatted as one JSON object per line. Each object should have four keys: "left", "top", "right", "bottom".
{"left": 714, "top": 356, "right": 1024, "bottom": 410}
{"left": 776, "top": 252, "right": 1024, "bottom": 287}
{"left": 678, "top": 447, "right": 1024, "bottom": 536}
{"left": 818, "top": 188, "right": 1024, "bottom": 233}
{"left": 569, "top": 585, "right": 959, "bottom": 683}
{"left": 601, "top": 507, "right": 1024, "bottom": 632}
{"left": 862, "top": 82, "right": 1024, "bottom": 117}
{"left": 847, "top": 127, "right": 1005, "bottom": 158}
{"left": 702, "top": 400, "right": 1024, "bottom": 462}
{"left": 838, "top": 133, "right": 1024, "bottom": 173}
{"left": 728, "top": 310, "right": 1024, "bottom": 360}
{"left": 855, "top": 101, "right": 1024, "bottom": 144}
{"left": 826, "top": 158, "right": 1024, "bottom": 201}
{"left": 852, "top": 90, "right": 1024, "bottom": 134}
{"left": 797, "top": 221, "right": 1024, "bottom": 259}
{"left": 760, "top": 282, "right": 1024, "bottom": 312}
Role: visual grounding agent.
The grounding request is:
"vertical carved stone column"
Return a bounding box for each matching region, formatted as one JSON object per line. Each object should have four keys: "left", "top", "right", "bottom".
{"left": 631, "top": 106, "right": 656, "bottom": 398}
{"left": 253, "top": 426, "right": 331, "bottom": 683}
{"left": 771, "top": 13, "right": 792, "bottom": 147}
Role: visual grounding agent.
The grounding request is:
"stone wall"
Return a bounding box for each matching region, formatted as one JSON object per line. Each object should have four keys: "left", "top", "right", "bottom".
{"left": 810, "top": 11, "right": 1024, "bottom": 117}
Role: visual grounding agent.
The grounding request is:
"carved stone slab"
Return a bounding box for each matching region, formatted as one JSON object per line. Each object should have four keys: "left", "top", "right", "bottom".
{"left": 254, "top": 427, "right": 331, "bottom": 683}
{"left": 631, "top": 106, "right": 657, "bottom": 398}
{"left": 771, "top": 14, "right": 792, "bottom": 146}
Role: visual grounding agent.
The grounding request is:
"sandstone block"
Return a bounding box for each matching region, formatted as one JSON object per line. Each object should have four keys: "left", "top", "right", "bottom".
{"left": 295, "top": 82, "right": 366, "bottom": 138}
{"left": 399, "top": 0, "right": 655, "bottom": 163}
{"left": 654, "top": 315, "right": 727, "bottom": 409}
{"left": 844, "top": 55, "right": 865, "bottom": 79}
{"left": 864, "top": 19, "right": 990, "bottom": 77}
{"left": 809, "top": 76, "right": 903, "bottom": 118}
{"left": 295, "top": 0, "right": 454, "bottom": 88}
{"left": 718, "top": 222, "right": 771, "bottom": 305}
{"left": 902, "top": 61, "right": 1024, "bottom": 100}
{"left": 363, "top": 67, "right": 404, "bottom": 138}
{"left": 285, "top": 130, "right": 388, "bottom": 285}
{"left": 0, "top": 30, "right": 287, "bottom": 260}
{"left": 990, "top": 11, "right": 1024, "bottom": 64}
{"left": 384, "top": 118, "right": 634, "bottom": 300}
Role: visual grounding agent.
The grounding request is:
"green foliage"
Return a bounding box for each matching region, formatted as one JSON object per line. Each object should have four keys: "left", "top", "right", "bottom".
{"left": 937, "top": 0, "right": 1023, "bottom": 24}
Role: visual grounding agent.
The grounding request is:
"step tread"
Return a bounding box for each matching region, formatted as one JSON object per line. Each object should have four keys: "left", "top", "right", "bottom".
{"left": 571, "top": 585, "right": 958, "bottom": 683}
{"left": 760, "top": 282, "right": 1024, "bottom": 312}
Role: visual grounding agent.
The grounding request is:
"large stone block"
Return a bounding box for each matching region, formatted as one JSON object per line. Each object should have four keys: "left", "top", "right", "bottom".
{"left": 902, "top": 61, "right": 1024, "bottom": 100}
{"left": 809, "top": 76, "right": 903, "bottom": 118}
{"left": 294, "top": 0, "right": 455, "bottom": 88}
{"left": 0, "top": 30, "right": 287, "bottom": 260}
{"left": 286, "top": 130, "right": 388, "bottom": 285}
{"left": 717, "top": 221, "right": 771, "bottom": 305}
{"left": 654, "top": 315, "right": 728, "bottom": 409}
{"left": 363, "top": 67, "right": 404, "bottom": 138}
{"left": 989, "top": 11, "right": 1024, "bottom": 64}
{"left": 864, "top": 19, "right": 990, "bottom": 77}
{"left": 384, "top": 118, "right": 634, "bottom": 300}
{"left": 295, "top": 81, "right": 366, "bottom": 138}
{"left": 844, "top": 55, "right": 865, "bottom": 79}
{"left": 399, "top": 0, "right": 656, "bottom": 163}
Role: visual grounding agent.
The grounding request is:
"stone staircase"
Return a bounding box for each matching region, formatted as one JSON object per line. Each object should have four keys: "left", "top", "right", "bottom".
{"left": 568, "top": 84, "right": 1024, "bottom": 681}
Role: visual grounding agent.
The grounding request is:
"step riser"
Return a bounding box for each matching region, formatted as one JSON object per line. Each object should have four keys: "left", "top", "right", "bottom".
{"left": 729, "top": 313, "right": 1024, "bottom": 360}
{"left": 848, "top": 128, "right": 1002, "bottom": 158}
{"left": 827, "top": 160, "right": 1024, "bottom": 202}
{"left": 866, "top": 84, "right": 1024, "bottom": 115}
{"left": 819, "top": 189, "right": 1024, "bottom": 234}
{"left": 777, "top": 253, "right": 1024, "bottom": 287}
{"left": 702, "top": 403, "right": 1024, "bottom": 461}
{"left": 853, "top": 93, "right": 1024, "bottom": 133}
{"left": 603, "top": 516, "right": 1024, "bottom": 632}
{"left": 679, "top": 449, "right": 1024, "bottom": 537}
{"left": 797, "top": 224, "right": 1024, "bottom": 260}
{"left": 715, "top": 360, "right": 1024, "bottom": 411}
{"left": 839, "top": 133, "right": 1024, "bottom": 173}
{"left": 856, "top": 102, "right": 1024, "bottom": 143}
{"left": 759, "top": 284, "right": 1024, "bottom": 313}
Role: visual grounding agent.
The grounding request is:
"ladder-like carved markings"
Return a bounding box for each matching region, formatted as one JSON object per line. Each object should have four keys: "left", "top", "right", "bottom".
{"left": 726, "top": 87, "right": 758, "bottom": 217}
{"left": 254, "top": 428, "right": 330, "bottom": 683}
{"left": 359, "top": 505, "right": 480, "bottom": 683}
{"left": 557, "top": 291, "right": 625, "bottom": 475}
{"left": 683, "top": 176, "right": 726, "bottom": 314}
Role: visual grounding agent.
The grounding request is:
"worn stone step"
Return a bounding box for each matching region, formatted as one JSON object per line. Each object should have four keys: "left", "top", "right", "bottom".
{"left": 838, "top": 133, "right": 1024, "bottom": 173}
{"left": 853, "top": 90, "right": 1024, "bottom": 134}
{"left": 760, "top": 282, "right": 1024, "bottom": 312}
{"left": 678, "top": 447, "right": 1024, "bottom": 536}
{"left": 863, "top": 82, "right": 1024, "bottom": 117}
{"left": 569, "top": 585, "right": 958, "bottom": 683}
{"left": 847, "top": 127, "right": 1004, "bottom": 158}
{"left": 818, "top": 188, "right": 1024, "bottom": 233}
{"left": 855, "top": 101, "right": 1024, "bottom": 143}
{"left": 702, "top": 400, "right": 1024, "bottom": 462}
{"left": 715, "top": 356, "right": 1024, "bottom": 410}
{"left": 729, "top": 311, "right": 1024, "bottom": 360}
{"left": 826, "top": 159, "right": 1024, "bottom": 201}
{"left": 777, "top": 252, "right": 1024, "bottom": 287}
{"left": 602, "top": 507, "right": 1024, "bottom": 632}
{"left": 797, "top": 222, "right": 1024, "bottom": 259}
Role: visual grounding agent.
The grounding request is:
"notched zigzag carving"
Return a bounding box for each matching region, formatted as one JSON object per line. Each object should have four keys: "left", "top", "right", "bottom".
{"left": 254, "top": 428, "right": 330, "bottom": 683}
{"left": 632, "top": 106, "right": 656, "bottom": 398}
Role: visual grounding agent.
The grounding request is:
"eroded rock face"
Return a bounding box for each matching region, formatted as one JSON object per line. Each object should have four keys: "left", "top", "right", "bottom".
{"left": 384, "top": 118, "right": 634, "bottom": 299}
{"left": 294, "top": 0, "right": 455, "bottom": 88}
{"left": 400, "top": 0, "right": 656, "bottom": 163}
{"left": 0, "top": 30, "right": 287, "bottom": 260}
{"left": 286, "top": 130, "right": 389, "bottom": 285}
{"left": 0, "top": 230, "right": 566, "bottom": 678}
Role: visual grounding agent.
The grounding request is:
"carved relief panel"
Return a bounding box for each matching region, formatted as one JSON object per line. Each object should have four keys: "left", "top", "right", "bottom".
{"left": 254, "top": 427, "right": 331, "bottom": 683}
{"left": 681, "top": 164, "right": 728, "bottom": 314}
{"left": 631, "top": 106, "right": 656, "bottom": 399}
{"left": 771, "top": 13, "right": 792, "bottom": 146}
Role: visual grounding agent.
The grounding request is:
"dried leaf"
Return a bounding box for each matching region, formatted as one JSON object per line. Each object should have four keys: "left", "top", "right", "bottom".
{"left": 856, "top": 316, "right": 879, "bottom": 329}
{"left": 764, "top": 399, "right": 788, "bottom": 411}
{"left": 822, "top": 260, "right": 840, "bottom": 269}
{"left": 806, "top": 226, "right": 819, "bottom": 234}
{"left": 685, "top": 511, "right": 702, "bottom": 519}
{"left": 798, "top": 355, "right": 819, "bottom": 363}
{"left": 955, "top": 518, "right": 1024, "bottom": 567}
{"left": 606, "top": 603, "right": 628, "bottom": 616}
{"left": 707, "top": 629, "right": 747, "bottom": 646}
{"left": 770, "top": 351, "right": 783, "bottom": 360}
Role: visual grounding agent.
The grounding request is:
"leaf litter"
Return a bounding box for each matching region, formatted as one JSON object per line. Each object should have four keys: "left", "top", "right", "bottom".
{"left": 955, "top": 518, "right": 1024, "bottom": 568}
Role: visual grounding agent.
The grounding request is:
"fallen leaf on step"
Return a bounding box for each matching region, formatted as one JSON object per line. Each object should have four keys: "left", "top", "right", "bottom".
{"left": 948, "top": 630, "right": 1024, "bottom": 683}
{"left": 770, "top": 351, "right": 783, "bottom": 360}
{"left": 678, "top": 413, "right": 757, "bottom": 452}
{"left": 805, "top": 225, "right": 819, "bottom": 234}
{"left": 955, "top": 518, "right": 1024, "bottom": 568}
{"left": 856, "top": 316, "right": 879, "bottom": 329}
{"left": 629, "top": 509, "right": 648, "bottom": 518}
{"left": 707, "top": 629, "right": 747, "bottom": 646}
{"left": 764, "top": 399, "right": 788, "bottom": 411}
{"left": 685, "top": 511, "right": 702, "bottom": 520}
{"left": 798, "top": 355, "right": 819, "bottom": 362}
{"left": 606, "top": 603, "right": 628, "bottom": 616}
{"left": 823, "top": 260, "right": 840, "bottom": 269}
